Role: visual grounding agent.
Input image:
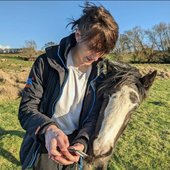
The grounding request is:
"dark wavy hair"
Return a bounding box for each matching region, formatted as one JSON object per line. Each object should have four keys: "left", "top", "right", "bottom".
{"left": 67, "top": 2, "right": 119, "bottom": 54}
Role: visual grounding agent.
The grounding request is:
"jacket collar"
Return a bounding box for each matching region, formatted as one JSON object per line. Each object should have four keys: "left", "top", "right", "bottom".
{"left": 45, "top": 33, "right": 76, "bottom": 69}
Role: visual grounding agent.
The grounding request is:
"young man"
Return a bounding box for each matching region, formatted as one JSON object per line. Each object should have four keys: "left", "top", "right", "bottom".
{"left": 18, "top": 2, "right": 118, "bottom": 170}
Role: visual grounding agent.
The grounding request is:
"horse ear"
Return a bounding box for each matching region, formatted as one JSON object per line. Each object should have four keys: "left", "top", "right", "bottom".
{"left": 139, "top": 70, "right": 157, "bottom": 91}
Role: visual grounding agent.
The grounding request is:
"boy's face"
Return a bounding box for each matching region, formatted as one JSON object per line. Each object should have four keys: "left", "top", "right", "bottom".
{"left": 75, "top": 29, "right": 104, "bottom": 66}
{"left": 76, "top": 41, "right": 103, "bottom": 66}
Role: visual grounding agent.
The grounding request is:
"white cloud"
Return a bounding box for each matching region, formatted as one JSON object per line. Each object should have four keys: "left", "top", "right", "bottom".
{"left": 0, "top": 44, "right": 11, "bottom": 49}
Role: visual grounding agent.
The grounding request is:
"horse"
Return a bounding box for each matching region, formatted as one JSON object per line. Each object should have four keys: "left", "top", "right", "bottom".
{"left": 83, "top": 59, "right": 157, "bottom": 170}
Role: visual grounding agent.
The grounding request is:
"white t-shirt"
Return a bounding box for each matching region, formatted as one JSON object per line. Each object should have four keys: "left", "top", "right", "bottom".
{"left": 52, "top": 51, "right": 92, "bottom": 135}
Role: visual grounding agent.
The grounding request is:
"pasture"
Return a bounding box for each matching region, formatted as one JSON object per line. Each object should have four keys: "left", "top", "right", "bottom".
{"left": 0, "top": 54, "right": 169, "bottom": 170}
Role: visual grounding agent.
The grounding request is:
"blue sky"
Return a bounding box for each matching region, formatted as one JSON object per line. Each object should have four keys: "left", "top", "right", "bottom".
{"left": 0, "top": 1, "right": 170, "bottom": 50}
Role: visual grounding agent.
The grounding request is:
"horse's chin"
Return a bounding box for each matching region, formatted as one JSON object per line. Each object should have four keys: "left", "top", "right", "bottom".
{"left": 93, "top": 141, "right": 113, "bottom": 157}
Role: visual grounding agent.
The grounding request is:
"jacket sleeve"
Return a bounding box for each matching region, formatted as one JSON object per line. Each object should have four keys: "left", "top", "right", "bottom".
{"left": 18, "top": 55, "right": 55, "bottom": 140}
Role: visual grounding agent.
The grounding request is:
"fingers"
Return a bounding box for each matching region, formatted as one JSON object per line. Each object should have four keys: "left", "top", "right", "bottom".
{"left": 64, "top": 135, "right": 70, "bottom": 148}
{"left": 62, "top": 150, "right": 79, "bottom": 163}
{"left": 53, "top": 155, "right": 74, "bottom": 165}
{"left": 70, "top": 143, "right": 85, "bottom": 152}
{"left": 57, "top": 135, "right": 79, "bottom": 162}
{"left": 57, "top": 135, "right": 68, "bottom": 151}
{"left": 68, "top": 143, "right": 86, "bottom": 158}
{"left": 49, "top": 138, "right": 61, "bottom": 156}
{"left": 45, "top": 126, "right": 68, "bottom": 156}
{"left": 45, "top": 137, "right": 61, "bottom": 156}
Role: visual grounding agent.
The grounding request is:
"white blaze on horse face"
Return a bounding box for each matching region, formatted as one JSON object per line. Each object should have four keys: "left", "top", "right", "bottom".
{"left": 93, "top": 85, "right": 140, "bottom": 156}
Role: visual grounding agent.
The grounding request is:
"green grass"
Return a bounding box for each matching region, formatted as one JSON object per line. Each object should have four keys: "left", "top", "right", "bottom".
{"left": 0, "top": 54, "right": 33, "bottom": 72}
{"left": 0, "top": 55, "right": 169, "bottom": 169}
{"left": 0, "top": 99, "right": 24, "bottom": 170}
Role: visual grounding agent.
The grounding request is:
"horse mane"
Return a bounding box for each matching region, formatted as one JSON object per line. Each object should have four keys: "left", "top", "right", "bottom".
{"left": 96, "top": 59, "right": 147, "bottom": 101}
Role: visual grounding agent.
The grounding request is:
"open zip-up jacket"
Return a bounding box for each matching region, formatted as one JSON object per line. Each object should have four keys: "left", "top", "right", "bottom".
{"left": 18, "top": 33, "right": 105, "bottom": 169}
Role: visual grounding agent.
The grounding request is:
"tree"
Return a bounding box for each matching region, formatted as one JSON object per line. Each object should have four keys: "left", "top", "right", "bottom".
{"left": 25, "top": 40, "right": 37, "bottom": 50}
{"left": 21, "top": 40, "right": 37, "bottom": 60}
{"left": 110, "top": 22, "right": 170, "bottom": 63}
{"left": 152, "top": 23, "right": 170, "bottom": 62}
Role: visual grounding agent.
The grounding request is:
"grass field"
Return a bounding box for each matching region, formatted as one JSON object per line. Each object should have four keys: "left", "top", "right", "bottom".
{"left": 0, "top": 54, "right": 169, "bottom": 170}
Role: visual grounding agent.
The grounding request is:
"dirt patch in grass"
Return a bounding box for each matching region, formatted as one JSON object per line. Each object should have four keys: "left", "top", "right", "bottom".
{"left": 133, "top": 64, "right": 170, "bottom": 79}
{"left": 0, "top": 69, "right": 29, "bottom": 101}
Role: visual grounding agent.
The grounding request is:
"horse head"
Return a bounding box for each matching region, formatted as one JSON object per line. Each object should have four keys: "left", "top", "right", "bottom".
{"left": 85, "top": 59, "right": 157, "bottom": 169}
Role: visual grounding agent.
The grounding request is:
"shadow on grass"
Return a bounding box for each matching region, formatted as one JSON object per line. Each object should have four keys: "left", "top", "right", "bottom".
{"left": 0, "top": 147, "right": 20, "bottom": 166}
{"left": 148, "top": 101, "right": 165, "bottom": 106}
{"left": 0, "top": 127, "right": 25, "bottom": 166}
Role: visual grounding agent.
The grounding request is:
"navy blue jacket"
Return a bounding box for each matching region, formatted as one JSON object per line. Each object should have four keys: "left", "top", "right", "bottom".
{"left": 18, "top": 33, "right": 104, "bottom": 169}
